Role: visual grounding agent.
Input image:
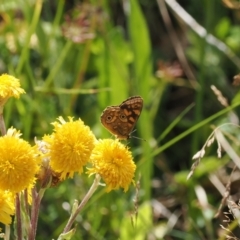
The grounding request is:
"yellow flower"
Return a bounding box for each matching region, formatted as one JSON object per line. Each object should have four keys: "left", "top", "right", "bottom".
{"left": 43, "top": 117, "right": 96, "bottom": 179}
{"left": 88, "top": 139, "right": 136, "bottom": 192}
{"left": 0, "top": 128, "right": 40, "bottom": 192}
{"left": 0, "top": 190, "right": 15, "bottom": 225}
{"left": 0, "top": 74, "right": 25, "bottom": 111}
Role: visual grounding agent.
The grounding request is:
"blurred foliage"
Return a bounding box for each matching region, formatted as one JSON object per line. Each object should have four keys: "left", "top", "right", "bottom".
{"left": 1, "top": 0, "right": 240, "bottom": 239}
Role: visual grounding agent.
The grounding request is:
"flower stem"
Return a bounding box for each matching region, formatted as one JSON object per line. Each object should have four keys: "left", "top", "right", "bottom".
{"left": 15, "top": 193, "right": 22, "bottom": 240}
{"left": 63, "top": 174, "right": 101, "bottom": 233}
{"left": 28, "top": 187, "right": 45, "bottom": 240}
{"left": 24, "top": 189, "right": 30, "bottom": 218}
{"left": 0, "top": 112, "right": 6, "bottom": 136}
{"left": 5, "top": 225, "right": 10, "bottom": 240}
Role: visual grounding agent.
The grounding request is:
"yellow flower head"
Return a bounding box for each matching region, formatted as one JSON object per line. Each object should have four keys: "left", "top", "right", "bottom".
{"left": 0, "top": 128, "right": 40, "bottom": 192}
{"left": 0, "top": 74, "right": 25, "bottom": 110}
{"left": 0, "top": 190, "right": 15, "bottom": 225}
{"left": 88, "top": 139, "right": 136, "bottom": 192}
{"left": 43, "top": 117, "right": 96, "bottom": 180}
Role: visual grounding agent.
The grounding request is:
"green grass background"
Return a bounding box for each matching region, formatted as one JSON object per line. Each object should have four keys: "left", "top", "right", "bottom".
{"left": 1, "top": 0, "right": 240, "bottom": 239}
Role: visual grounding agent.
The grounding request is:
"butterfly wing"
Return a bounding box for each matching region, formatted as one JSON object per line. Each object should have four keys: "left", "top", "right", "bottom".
{"left": 100, "top": 96, "right": 143, "bottom": 139}
{"left": 100, "top": 106, "right": 130, "bottom": 139}
{"left": 119, "top": 96, "right": 143, "bottom": 133}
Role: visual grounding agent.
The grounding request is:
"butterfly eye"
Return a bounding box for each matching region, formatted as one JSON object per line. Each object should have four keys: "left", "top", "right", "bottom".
{"left": 106, "top": 115, "right": 113, "bottom": 122}
{"left": 120, "top": 114, "right": 126, "bottom": 120}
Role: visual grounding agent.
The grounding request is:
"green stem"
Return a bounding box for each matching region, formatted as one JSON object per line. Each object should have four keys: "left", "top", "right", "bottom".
{"left": 69, "top": 9, "right": 97, "bottom": 111}
{"left": 52, "top": 0, "right": 65, "bottom": 33}
{"left": 150, "top": 101, "right": 240, "bottom": 158}
{"left": 62, "top": 174, "right": 101, "bottom": 234}
{"left": 16, "top": 0, "right": 43, "bottom": 75}
{"left": 43, "top": 41, "right": 73, "bottom": 88}
{"left": 69, "top": 39, "right": 92, "bottom": 111}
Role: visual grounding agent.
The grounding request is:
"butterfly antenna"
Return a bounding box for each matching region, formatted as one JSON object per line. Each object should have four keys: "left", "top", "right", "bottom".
{"left": 130, "top": 135, "right": 146, "bottom": 142}
{"left": 130, "top": 129, "right": 146, "bottom": 142}
{"left": 131, "top": 129, "right": 137, "bottom": 134}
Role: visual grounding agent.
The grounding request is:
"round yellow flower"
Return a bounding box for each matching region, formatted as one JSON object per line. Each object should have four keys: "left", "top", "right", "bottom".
{"left": 88, "top": 139, "right": 136, "bottom": 192}
{"left": 43, "top": 117, "right": 96, "bottom": 179}
{"left": 0, "top": 190, "right": 15, "bottom": 225}
{"left": 0, "top": 129, "right": 40, "bottom": 192}
{"left": 0, "top": 74, "right": 25, "bottom": 110}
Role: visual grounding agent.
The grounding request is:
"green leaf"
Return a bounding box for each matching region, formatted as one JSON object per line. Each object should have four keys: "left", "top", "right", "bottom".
{"left": 128, "top": 0, "right": 152, "bottom": 96}
{"left": 57, "top": 228, "right": 76, "bottom": 240}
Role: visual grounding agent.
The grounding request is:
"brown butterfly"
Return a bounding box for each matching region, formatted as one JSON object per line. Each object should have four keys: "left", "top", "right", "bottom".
{"left": 100, "top": 96, "right": 143, "bottom": 140}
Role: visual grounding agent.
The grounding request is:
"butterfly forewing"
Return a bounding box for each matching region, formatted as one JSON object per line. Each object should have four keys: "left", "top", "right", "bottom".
{"left": 119, "top": 96, "right": 143, "bottom": 131}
